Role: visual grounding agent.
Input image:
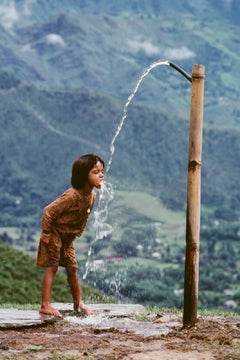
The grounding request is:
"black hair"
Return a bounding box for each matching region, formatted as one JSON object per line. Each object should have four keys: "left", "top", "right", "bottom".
{"left": 71, "top": 154, "right": 105, "bottom": 189}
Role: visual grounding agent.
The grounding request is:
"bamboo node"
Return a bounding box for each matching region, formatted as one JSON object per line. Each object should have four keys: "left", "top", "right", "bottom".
{"left": 188, "top": 160, "right": 201, "bottom": 169}
{"left": 186, "top": 242, "right": 199, "bottom": 251}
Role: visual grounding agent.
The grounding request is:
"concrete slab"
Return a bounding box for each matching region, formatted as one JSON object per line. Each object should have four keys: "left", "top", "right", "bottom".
{"left": 0, "top": 308, "right": 56, "bottom": 329}
{"left": 0, "top": 304, "right": 180, "bottom": 336}
{"left": 0, "top": 303, "right": 146, "bottom": 330}
{"left": 53, "top": 303, "right": 180, "bottom": 336}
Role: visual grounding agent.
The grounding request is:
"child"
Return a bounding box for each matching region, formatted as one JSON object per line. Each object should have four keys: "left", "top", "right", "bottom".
{"left": 37, "top": 154, "right": 105, "bottom": 318}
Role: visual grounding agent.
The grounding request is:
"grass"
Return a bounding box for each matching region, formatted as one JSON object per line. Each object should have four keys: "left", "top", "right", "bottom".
{"left": 146, "top": 306, "right": 240, "bottom": 319}
{"left": 148, "top": 306, "right": 181, "bottom": 315}
{"left": 198, "top": 308, "right": 240, "bottom": 318}
{"left": 0, "top": 353, "right": 84, "bottom": 360}
{"left": 114, "top": 256, "right": 180, "bottom": 270}
{"left": 0, "top": 303, "right": 39, "bottom": 310}
{"left": 116, "top": 190, "right": 185, "bottom": 225}
{"left": 22, "top": 345, "right": 44, "bottom": 353}
{"left": 47, "top": 355, "right": 84, "bottom": 360}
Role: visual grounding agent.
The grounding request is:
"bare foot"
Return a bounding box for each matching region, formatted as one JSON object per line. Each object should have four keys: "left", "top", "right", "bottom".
{"left": 75, "top": 303, "right": 95, "bottom": 316}
{"left": 39, "top": 305, "right": 63, "bottom": 318}
{"left": 80, "top": 306, "right": 95, "bottom": 316}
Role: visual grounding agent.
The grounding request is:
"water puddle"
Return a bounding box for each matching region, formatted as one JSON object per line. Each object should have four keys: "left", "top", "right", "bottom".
{"left": 57, "top": 303, "right": 180, "bottom": 336}
{"left": 65, "top": 314, "right": 180, "bottom": 336}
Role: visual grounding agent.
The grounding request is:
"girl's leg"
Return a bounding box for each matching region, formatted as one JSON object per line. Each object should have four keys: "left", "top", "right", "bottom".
{"left": 66, "top": 266, "right": 95, "bottom": 315}
{"left": 39, "top": 266, "right": 62, "bottom": 317}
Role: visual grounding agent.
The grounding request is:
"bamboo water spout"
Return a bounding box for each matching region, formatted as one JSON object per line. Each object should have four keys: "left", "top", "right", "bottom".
{"left": 96, "top": 60, "right": 205, "bottom": 328}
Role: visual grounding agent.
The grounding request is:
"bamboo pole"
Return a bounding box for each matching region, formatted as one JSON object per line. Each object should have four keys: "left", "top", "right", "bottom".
{"left": 183, "top": 64, "right": 205, "bottom": 327}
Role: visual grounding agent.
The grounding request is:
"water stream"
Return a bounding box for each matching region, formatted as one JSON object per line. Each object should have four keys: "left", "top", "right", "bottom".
{"left": 83, "top": 59, "right": 171, "bottom": 280}
{"left": 106, "top": 59, "right": 170, "bottom": 172}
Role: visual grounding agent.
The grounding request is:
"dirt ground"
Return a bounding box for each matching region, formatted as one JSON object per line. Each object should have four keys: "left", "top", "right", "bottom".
{"left": 0, "top": 309, "right": 240, "bottom": 360}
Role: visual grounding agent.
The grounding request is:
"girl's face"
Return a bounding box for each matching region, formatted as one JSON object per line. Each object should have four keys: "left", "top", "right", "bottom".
{"left": 87, "top": 161, "right": 105, "bottom": 189}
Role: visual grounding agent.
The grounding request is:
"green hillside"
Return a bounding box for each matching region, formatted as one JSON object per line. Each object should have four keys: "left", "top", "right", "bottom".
{"left": 0, "top": 240, "right": 108, "bottom": 305}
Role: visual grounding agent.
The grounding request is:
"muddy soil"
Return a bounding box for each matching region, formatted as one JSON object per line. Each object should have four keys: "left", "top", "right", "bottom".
{"left": 0, "top": 306, "right": 240, "bottom": 359}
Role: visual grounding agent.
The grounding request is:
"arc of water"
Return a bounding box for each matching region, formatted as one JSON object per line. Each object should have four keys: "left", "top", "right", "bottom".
{"left": 83, "top": 58, "right": 191, "bottom": 281}
{"left": 106, "top": 59, "right": 170, "bottom": 172}
{"left": 84, "top": 60, "right": 170, "bottom": 280}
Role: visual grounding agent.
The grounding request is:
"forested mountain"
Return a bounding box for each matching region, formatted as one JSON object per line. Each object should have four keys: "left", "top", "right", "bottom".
{"left": 0, "top": 0, "right": 240, "bottom": 311}
{"left": 0, "top": 0, "right": 239, "bottom": 126}
{"left": 0, "top": 0, "right": 239, "bottom": 220}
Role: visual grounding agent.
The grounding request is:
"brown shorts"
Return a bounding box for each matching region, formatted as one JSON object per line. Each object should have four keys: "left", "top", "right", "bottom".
{"left": 37, "top": 233, "right": 78, "bottom": 269}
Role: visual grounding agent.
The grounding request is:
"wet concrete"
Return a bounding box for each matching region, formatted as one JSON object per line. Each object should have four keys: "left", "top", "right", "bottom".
{"left": 0, "top": 303, "right": 180, "bottom": 336}
{"left": 53, "top": 302, "right": 147, "bottom": 316}
{"left": 55, "top": 303, "right": 180, "bottom": 336}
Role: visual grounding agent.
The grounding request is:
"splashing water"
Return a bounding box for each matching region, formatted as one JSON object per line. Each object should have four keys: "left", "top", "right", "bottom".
{"left": 106, "top": 59, "right": 170, "bottom": 172}
{"left": 93, "top": 181, "right": 114, "bottom": 239}
{"left": 83, "top": 181, "right": 114, "bottom": 279}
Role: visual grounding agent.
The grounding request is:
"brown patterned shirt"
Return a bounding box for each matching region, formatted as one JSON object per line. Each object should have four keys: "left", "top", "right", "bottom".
{"left": 40, "top": 187, "right": 96, "bottom": 244}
